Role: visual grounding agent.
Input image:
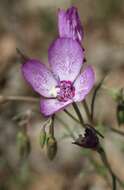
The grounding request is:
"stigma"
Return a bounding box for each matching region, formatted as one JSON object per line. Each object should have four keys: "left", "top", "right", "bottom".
{"left": 56, "top": 80, "right": 75, "bottom": 102}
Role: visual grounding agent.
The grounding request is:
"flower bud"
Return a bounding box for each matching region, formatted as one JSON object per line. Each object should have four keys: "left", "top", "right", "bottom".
{"left": 46, "top": 136, "right": 57, "bottom": 160}
{"left": 39, "top": 128, "right": 46, "bottom": 148}
{"left": 116, "top": 88, "right": 124, "bottom": 126}
{"left": 58, "top": 7, "right": 83, "bottom": 42}
{"left": 117, "top": 102, "right": 124, "bottom": 126}
{"left": 16, "top": 131, "right": 31, "bottom": 159}
{"left": 73, "top": 127, "right": 99, "bottom": 150}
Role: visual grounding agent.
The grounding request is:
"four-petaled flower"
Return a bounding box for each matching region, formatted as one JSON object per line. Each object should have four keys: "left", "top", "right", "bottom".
{"left": 21, "top": 7, "right": 95, "bottom": 117}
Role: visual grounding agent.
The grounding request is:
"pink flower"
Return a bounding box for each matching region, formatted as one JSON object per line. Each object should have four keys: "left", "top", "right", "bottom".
{"left": 22, "top": 38, "right": 95, "bottom": 116}
{"left": 58, "top": 6, "right": 83, "bottom": 42}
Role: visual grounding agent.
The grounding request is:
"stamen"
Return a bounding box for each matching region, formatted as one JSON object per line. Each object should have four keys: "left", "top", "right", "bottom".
{"left": 49, "top": 86, "right": 58, "bottom": 97}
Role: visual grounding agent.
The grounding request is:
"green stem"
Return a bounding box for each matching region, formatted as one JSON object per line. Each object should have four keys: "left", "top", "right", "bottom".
{"left": 64, "top": 109, "right": 80, "bottom": 124}
{"left": 97, "top": 146, "right": 124, "bottom": 189}
{"left": 91, "top": 77, "right": 106, "bottom": 121}
{"left": 55, "top": 116, "right": 75, "bottom": 140}
{"left": 112, "top": 174, "right": 116, "bottom": 190}
{"left": 0, "top": 95, "right": 39, "bottom": 103}
{"left": 16, "top": 48, "right": 29, "bottom": 63}
{"left": 72, "top": 102, "right": 85, "bottom": 127}
{"left": 64, "top": 109, "right": 124, "bottom": 138}
{"left": 108, "top": 126, "right": 124, "bottom": 137}
{"left": 49, "top": 115, "right": 55, "bottom": 137}
{"left": 82, "top": 100, "right": 92, "bottom": 123}
{"left": 64, "top": 109, "right": 104, "bottom": 138}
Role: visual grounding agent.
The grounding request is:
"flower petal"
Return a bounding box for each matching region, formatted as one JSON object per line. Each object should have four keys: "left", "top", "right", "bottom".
{"left": 58, "top": 7, "right": 83, "bottom": 42}
{"left": 22, "top": 59, "right": 57, "bottom": 97}
{"left": 40, "top": 98, "right": 73, "bottom": 116}
{"left": 74, "top": 66, "right": 95, "bottom": 102}
{"left": 48, "top": 38, "right": 84, "bottom": 81}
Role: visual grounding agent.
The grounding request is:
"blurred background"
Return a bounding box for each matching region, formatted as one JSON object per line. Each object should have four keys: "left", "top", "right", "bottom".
{"left": 0, "top": 0, "right": 124, "bottom": 189}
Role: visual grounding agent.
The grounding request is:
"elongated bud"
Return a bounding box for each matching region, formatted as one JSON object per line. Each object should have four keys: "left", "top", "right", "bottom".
{"left": 116, "top": 88, "right": 124, "bottom": 126}
{"left": 46, "top": 135, "right": 57, "bottom": 160}
{"left": 16, "top": 131, "right": 31, "bottom": 159}
{"left": 117, "top": 102, "right": 124, "bottom": 126}
{"left": 39, "top": 127, "right": 46, "bottom": 148}
{"left": 39, "top": 118, "right": 52, "bottom": 148}
{"left": 58, "top": 7, "right": 83, "bottom": 42}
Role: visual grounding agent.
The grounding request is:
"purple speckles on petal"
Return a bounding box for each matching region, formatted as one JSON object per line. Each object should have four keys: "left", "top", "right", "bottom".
{"left": 58, "top": 7, "right": 83, "bottom": 42}
{"left": 40, "top": 98, "right": 73, "bottom": 116}
{"left": 22, "top": 59, "right": 57, "bottom": 98}
{"left": 48, "top": 38, "right": 84, "bottom": 81}
{"left": 74, "top": 66, "right": 95, "bottom": 102}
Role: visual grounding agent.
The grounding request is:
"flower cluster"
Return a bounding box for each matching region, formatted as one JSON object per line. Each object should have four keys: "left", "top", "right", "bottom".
{"left": 21, "top": 7, "right": 95, "bottom": 116}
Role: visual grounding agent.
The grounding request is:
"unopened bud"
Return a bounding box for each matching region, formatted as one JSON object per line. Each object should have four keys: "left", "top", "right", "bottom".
{"left": 39, "top": 128, "right": 46, "bottom": 148}
{"left": 16, "top": 131, "right": 31, "bottom": 159}
{"left": 116, "top": 88, "right": 124, "bottom": 126}
{"left": 46, "top": 136, "right": 57, "bottom": 160}
{"left": 117, "top": 102, "right": 124, "bottom": 126}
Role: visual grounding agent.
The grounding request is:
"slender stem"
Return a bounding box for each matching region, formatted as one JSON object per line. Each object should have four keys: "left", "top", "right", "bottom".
{"left": 49, "top": 115, "right": 55, "bottom": 137}
{"left": 0, "top": 95, "right": 39, "bottom": 103}
{"left": 64, "top": 109, "right": 80, "bottom": 124}
{"left": 16, "top": 48, "right": 29, "bottom": 63}
{"left": 91, "top": 77, "right": 105, "bottom": 121}
{"left": 112, "top": 174, "right": 116, "bottom": 190}
{"left": 97, "top": 146, "right": 124, "bottom": 189}
{"left": 108, "top": 126, "right": 124, "bottom": 137}
{"left": 55, "top": 109, "right": 124, "bottom": 138}
{"left": 3, "top": 95, "right": 123, "bottom": 138}
{"left": 64, "top": 109, "right": 104, "bottom": 138}
{"left": 72, "top": 102, "right": 85, "bottom": 127}
{"left": 82, "top": 100, "right": 92, "bottom": 123}
{"left": 55, "top": 116, "right": 75, "bottom": 140}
